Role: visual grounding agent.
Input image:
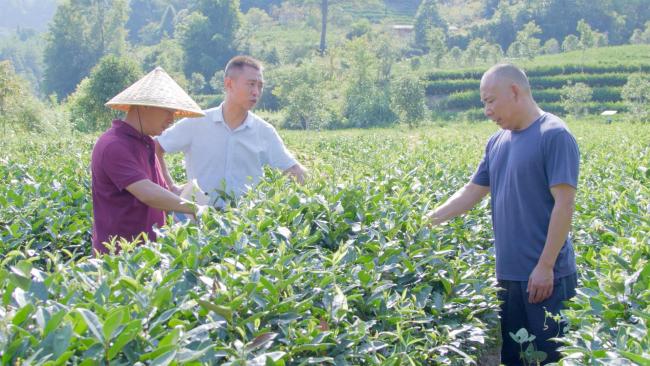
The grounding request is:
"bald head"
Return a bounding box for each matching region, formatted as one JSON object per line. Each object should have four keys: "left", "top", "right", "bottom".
{"left": 481, "top": 63, "right": 532, "bottom": 96}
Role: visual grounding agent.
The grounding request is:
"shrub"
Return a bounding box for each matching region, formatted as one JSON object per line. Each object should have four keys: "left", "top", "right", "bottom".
{"left": 621, "top": 73, "right": 650, "bottom": 122}
{"left": 0, "top": 60, "right": 49, "bottom": 134}
{"left": 560, "top": 82, "right": 593, "bottom": 117}
{"left": 391, "top": 76, "right": 427, "bottom": 128}
{"left": 66, "top": 55, "right": 142, "bottom": 132}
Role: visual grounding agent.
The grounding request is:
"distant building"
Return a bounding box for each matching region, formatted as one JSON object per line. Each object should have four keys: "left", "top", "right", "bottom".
{"left": 392, "top": 25, "right": 414, "bottom": 38}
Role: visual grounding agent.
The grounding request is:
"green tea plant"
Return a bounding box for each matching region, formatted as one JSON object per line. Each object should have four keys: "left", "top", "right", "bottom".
{"left": 0, "top": 120, "right": 648, "bottom": 365}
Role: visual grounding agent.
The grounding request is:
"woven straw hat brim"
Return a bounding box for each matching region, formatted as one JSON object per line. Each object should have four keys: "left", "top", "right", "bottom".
{"left": 106, "top": 67, "right": 205, "bottom": 118}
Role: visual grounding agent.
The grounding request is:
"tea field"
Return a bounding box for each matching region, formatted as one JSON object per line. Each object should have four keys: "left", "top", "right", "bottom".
{"left": 0, "top": 119, "right": 648, "bottom": 365}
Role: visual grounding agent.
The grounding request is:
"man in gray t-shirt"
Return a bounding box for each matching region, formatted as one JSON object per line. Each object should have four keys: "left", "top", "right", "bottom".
{"left": 427, "top": 64, "right": 579, "bottom": 365}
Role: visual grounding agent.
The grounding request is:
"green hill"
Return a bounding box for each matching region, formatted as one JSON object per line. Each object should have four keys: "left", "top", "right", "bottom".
{"left": 424, "top": 45, "right": 650, "bottom": 117}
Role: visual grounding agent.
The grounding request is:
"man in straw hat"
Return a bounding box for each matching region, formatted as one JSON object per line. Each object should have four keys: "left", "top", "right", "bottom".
{"left": 91, "top": 67, "right": 207, "bottom": 255}
{"left": 155, "top": 55, "right": 306, "bottom": 205}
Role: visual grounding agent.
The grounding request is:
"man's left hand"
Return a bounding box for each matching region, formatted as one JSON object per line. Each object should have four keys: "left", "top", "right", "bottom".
{"left": 527, "top": 264, "right": 554, "bottom": 304}
{"left": 284, "top": 163, "right": 307, "bottom": 184}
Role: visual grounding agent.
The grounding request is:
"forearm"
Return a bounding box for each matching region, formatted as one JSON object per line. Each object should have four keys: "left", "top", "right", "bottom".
{"left": 538, "top": 202, "right": 574, "bottom": 269}
{"left": 428, "top": 183, "right": 489, "bottom": 225}
{"left": 142, "top": 187, "right": 195, "bottom": 214}
{"left": 127, "top": 180, "right": 196, "bottom": 214}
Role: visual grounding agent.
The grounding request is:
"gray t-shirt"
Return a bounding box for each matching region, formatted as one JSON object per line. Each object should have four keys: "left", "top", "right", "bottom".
{"left": 472, "top": 113, "right": 579, "bottom": 281}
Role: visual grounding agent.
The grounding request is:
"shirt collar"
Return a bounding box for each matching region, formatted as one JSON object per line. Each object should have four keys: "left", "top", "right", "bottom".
{"left": 112, "top": 119, "right": 154, "bottom": 145}
{"left": 213, "top": 103, "right": 252, "bottom": 132}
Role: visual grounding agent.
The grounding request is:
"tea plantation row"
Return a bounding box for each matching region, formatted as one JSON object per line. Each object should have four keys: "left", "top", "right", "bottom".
{"left": 0, "top": 120, "right": 648, "bottom": 365}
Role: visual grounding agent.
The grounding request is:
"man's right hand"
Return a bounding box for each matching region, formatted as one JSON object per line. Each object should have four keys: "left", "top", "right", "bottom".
{"left": 170, "top": 184, "right": 183, "bottom": 195}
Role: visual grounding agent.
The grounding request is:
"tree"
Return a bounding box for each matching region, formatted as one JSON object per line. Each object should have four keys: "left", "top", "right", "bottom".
{"left": 542, "top": 38, "right": 560, "bottom": 54}
{"left": 346, "top": 19, "right": 372, "bottom": 40}
{"left": 126, "top": 0, "right": 167, "bottom": 43}
{"left": 464, "top": 38, "right": 489, "bottom": 66}
{"left": 562, "top": 34, "right": 580, "bottom": 52}
{"left": 507, "top": 21, "right": 541, "bottom": 60}
{"left": 67, "top": 55, "right": 142, "bottom": 132}
{"left": 189, "top": 72, "right": 206, "bottom": 94}
{"left": 427, "top": 28, "right": 447, "bottom": 68}
{"left": 0, "top": 61, "right": 22, "bottom": 135}
{"left": 0, "top": 31, "right": 45, "bottom": 94}
{"left": 342, "top": 38, "right": 395, "bottom": 127}
{"left": 413, "top": 0, "right": 446, "bottom": 52}
{"left": 560, "top": 82, "right": 592, "bottom": 118}
{"left": 43, "top": 0, "right": 128, "bottom": 99}
{"left": 273, "top": 63, "right": 332, "bottom": 129}
{"left": 319, "top": 0, "right": 327, "bottom": 55}
{"left": 576, "top": 19, "right": 596, "bottom": 50}
{"left": 0, "top": 61, "right": 48, "bottom": 134}
{"left": 629, "top": 22, "right": 650, "bottom": 44}
{"left": 140, "top": 38, "right": 186, "bottom": 88}
{"left": 175, "top": 0, "right": 240, "bottom": 84}
{"left": 621, "top": 74, "right": 650, "bottom": 123}
{"left": 391, "top": 75, "right": 426, "bottom": 128}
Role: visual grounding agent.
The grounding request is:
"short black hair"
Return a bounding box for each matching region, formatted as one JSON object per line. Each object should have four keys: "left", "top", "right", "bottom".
{"left": 224, "top": 55, "right": 263, "bottom": 77}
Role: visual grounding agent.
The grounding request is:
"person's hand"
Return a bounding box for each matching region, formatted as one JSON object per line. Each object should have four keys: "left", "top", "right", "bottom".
{"left": 188, "top": 204, "right": 209, "bottom": 223}
{"left": 170, "top": 183, "right": 183, "bottom": 195}
{"left": 425, "top": 210, "right": 443, "bottom": 227}
{"left": 527, "top": 264, "right": 554, "bottom": 304}
{"left": 195, "top": 204, "right": 209, "bottom": 220}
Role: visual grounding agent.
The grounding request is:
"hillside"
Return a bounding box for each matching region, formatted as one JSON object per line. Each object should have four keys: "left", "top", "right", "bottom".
{"left": 423, "top": 45, "right": 650, "bottom": 117}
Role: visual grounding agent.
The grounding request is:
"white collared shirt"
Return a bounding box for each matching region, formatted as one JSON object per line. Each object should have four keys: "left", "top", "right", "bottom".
{"left": 157, "top": 104, "right": 297, "bottom": 199}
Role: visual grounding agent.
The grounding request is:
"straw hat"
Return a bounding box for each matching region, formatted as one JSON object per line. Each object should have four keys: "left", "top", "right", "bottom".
{"left": 106, "top": 67, "right": 205, "bottom": 118}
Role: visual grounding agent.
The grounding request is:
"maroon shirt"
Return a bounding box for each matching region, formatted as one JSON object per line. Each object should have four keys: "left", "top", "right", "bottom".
{"left": 91, "top": 120, "right": 168, "bottom": 254}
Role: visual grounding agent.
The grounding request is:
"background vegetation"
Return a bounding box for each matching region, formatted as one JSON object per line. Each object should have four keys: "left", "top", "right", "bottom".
{"left": 1, "top": 0, "right": 650, "bottom": 132}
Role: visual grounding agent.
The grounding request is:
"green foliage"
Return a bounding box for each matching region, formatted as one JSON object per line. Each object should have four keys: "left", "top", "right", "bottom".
{"left": 542, "top": 38, "right": 560, "bottom": 54}
{"left": 509, "top": 328, "right": 547, "bottom": 365}
{"left": 139, "top": 37, "right": 187, "bottom": 90}
{"left": 342, "top": 39, "right": 395, "bottom": 127}
{"left": 66, "top": 55, "right": 142, "bottom": 132}
{"left": 630, "top": 21, "right": 650, "bottom": 44}
{"left": 0, "top": 31, "right": 45, "bottom": 94}
{"left": 423, "top": 46, "right": 650, "bottom": 120}
{"left": 425, "top": 28, "right": 447, "bottom": 68}
{"left": 560, "top": 82, "right": 593, "bottom": 117}
{"left": 413, "top": 0, "right": 445, "bottom": 52}
{"left": 175, "top": 0, "right": 241, "bottom": 84}
{"left": 621, "top": 73, "right": 650, "bottom": 122}
{"left": 391, "top": 75, "right": 426, "bottom": 128}
{"left": 189, "top": 72, "right": 206, "bottom": 94}
{"left": 1, "top": 121, "right": 649, "bottom": 364}
{"left": 0, "top": 61, "right": 51, "bottom": 134}
{"left": 507, "top": 21, "right": 542, "bottom": 60}
{"left": 562, "top": 34, "right": 580, "bottom": 52}
{"left": 346, "top": 19, "right": 372, "bottom": 40}
{"left": 43, "top": 0, "right": 129, "bottom": 99}
{"left": 125, "top": 0, "right": 168, "bottom": 43}
{"left": 273, "top": 63, "right": 336, "bottom": 130}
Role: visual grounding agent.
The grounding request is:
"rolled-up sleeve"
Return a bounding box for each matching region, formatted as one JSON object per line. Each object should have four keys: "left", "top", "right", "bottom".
{"left": 265, "top": 127, "right": 297, "bottom": 170}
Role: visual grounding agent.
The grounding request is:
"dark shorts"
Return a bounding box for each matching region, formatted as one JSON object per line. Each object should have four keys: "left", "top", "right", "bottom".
{"left": 498, "top": 273, "right": 578, "bottom": 365}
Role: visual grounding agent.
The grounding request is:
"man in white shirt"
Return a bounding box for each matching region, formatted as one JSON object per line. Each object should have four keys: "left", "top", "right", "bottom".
{"left": 156, "top": 56, "right": 306, "bottom": 204}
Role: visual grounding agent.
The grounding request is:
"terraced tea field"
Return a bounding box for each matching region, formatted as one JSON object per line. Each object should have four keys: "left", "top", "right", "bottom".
{"left": 1, "top": 120, "right": 648, "bottom": 364}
